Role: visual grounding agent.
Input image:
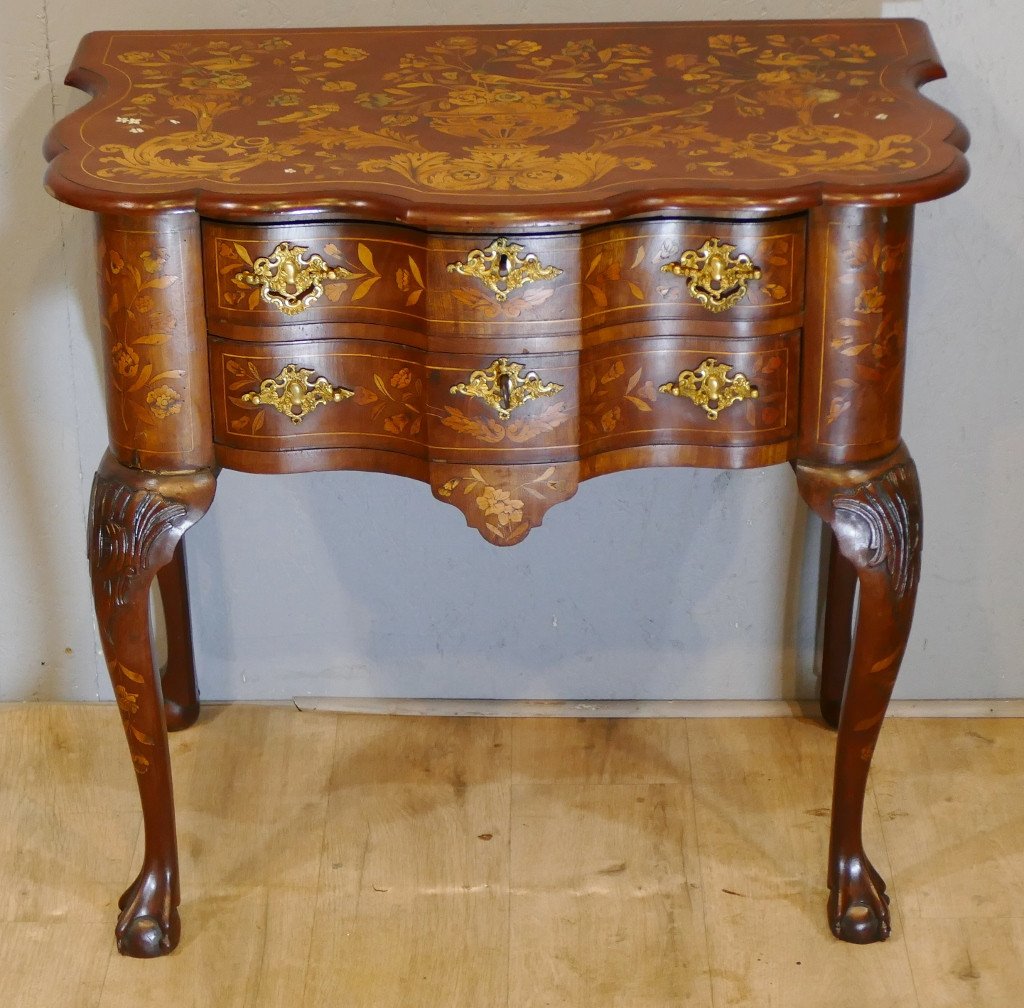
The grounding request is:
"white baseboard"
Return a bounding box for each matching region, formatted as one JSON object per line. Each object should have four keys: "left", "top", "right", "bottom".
{"left": 292, "top": 697, "right": 1024, "bottom": 719}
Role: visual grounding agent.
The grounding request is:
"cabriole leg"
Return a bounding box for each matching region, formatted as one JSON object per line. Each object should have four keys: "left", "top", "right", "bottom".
{"left": 820, "top": 533, "right": 857, "bottom": 728}
{"left": 89, "top": 452, "right": 216, "bottom": 957}
{"left": 794, "top": 444, "right": 921, "bottom": 944}
{"left": 156, "top": 540, "right": 201, "bottom": 732}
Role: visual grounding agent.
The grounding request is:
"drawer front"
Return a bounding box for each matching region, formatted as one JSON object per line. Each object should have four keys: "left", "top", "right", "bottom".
{"left": 428, "top": 351, "right": 581, "bottom": 463}
{"left": 580, "top": 217, "right": 805, "bottom": 329}
{"left": 211, "top": 340, "right": 580, "bottom": 464}
{"left": 424, "top": 234, "right": 581, "bottom": 341}
{"left": 204, "top": 222, "right": 428, "bottom": 335}
{"left": 429, "top": 336, "right": 797, "bottom": 463}
{"left": 211, "top": 338, "right": 428, "bottom": 454}
{"left": 580, "top": 332, "right": 800, "bottom": 452}
{"left": 204, "top": 217, "right": 805, "bottom": 346}
{"left": 211, "top": 332, "right": 798, "bottom": 460}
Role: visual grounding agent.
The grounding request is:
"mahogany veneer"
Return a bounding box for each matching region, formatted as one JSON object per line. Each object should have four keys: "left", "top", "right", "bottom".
{"left": 44, "top": 20, "right": 968, "bottom": 957}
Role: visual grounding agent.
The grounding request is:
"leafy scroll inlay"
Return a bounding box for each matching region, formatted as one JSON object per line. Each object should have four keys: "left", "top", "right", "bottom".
{"left": 581, "top": 359, "right": 657, "bottom": 437}
{"left": 91, "top": 29, "right": 929, "bottom": 193}
{"left": 352, "top": 367, "right": 423, "bottom": 437}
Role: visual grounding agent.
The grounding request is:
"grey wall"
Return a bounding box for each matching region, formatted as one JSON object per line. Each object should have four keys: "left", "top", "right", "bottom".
{"left": 2, "top": 1, "right": 1021, "bottom": 702}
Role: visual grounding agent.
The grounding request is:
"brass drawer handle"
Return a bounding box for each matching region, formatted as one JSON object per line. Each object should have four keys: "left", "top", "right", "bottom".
{"left": 236, "top": 242, "right": 357, "bottom": 315}
{"left": 242, "top": 364, "right": 354, "bottom": 423}
{"left": 659, "top": 358, "right": 758, "bottom": 420}
{"left": 661, "top": 238, "right": 761, "bottom": 312}
{"left": 450, "top": 358, "right": 563, "bottom": 419}
{"left": 447, "top": 238, "right": 562, "bottom": 302}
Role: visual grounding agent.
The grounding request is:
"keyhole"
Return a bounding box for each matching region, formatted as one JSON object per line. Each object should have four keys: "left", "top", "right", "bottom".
{"left": 497, "top": 253, "right": 511, "bottom": 278}
{"left": 498, "top": 370, "right": 514, "bottom": 412}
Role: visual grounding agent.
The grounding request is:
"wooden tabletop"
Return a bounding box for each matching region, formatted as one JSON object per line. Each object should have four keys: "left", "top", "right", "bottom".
{"left": 44, "top": 21, "right": 968, "bottom": 228}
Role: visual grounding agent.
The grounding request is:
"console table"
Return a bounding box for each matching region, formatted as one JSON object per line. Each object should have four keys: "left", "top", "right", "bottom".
{"left": 44, "top": 21, "right": 968, "bottom": 958}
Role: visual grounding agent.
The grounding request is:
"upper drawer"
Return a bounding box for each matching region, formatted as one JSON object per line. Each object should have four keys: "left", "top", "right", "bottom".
{"left": 203, "top": 221, "right": 427, "bottom": 335}
{"left": 579, "top": 216, "right": 805, "bottom": 331}
{"left": 202, "top": 216, "right": 805, "bottom": 342}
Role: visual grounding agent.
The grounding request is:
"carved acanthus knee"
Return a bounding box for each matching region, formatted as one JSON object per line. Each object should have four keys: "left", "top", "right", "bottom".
{"left": 89, "top": 457, "right": 216, "bottom": 602}
{"left": 87, "top": 456, "right": 215, "bottom": 957}
{"left": 830, "top": 462, "right": 921, "bottom": 603}
{"left": 90, "top": 479, "right": 190, "bottom": 610}
{"left": 794, "top": 446, "right": 922, "bottom": 943}
{"left": 795, "top": 446, "right": 922, "bottom": 607}
{"left": 88, "top": 456, "right": 216, "bottom": 770}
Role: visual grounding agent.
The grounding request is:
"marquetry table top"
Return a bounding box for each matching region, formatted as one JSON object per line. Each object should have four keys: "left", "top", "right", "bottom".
{"left": 44, "top": 21, "right": 968, "bottom": 227}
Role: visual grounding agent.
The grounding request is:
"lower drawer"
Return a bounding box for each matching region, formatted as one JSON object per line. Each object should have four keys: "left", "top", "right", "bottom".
{"left": 210, "top": 338, "right": 429, "bottom": 455}
{"left": 210, "top": 332, "right": 799, "bottom": 462}
{"left": 579, "top": 332, "right": 799, "bottom": 454}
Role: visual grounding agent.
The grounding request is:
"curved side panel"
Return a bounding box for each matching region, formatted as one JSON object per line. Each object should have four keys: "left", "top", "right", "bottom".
{"left": 97, "top": 213, "right": 214, "bottom": 470}
{"left": 799, "top": 204, "right": 915, "bottom": 466}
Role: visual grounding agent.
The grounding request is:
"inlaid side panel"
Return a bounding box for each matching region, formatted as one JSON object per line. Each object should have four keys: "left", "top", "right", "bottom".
{"left": 800, "top": 204, "right": 914, "bottom": 464}
{"left": 98, "top": 213, "right": 214, "bottom": 469}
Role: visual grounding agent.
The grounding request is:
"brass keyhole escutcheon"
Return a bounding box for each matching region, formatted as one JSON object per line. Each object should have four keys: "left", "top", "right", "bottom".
{"left": 662, "top": 238, "right": 761, "bottom": 312}
{"left": 235, "top": 242, "right": 357, "bottom": 315}
{"left": 450, "top": 358, "right": 563, "bottom": 419}
{"left": 447, "top": 238, "right": 562, "bottom": 302}
{"left": 242, "top": 364, "right": 354, "bottom": 423}
{"left": 659, "top": 358, "right": 758, "bottom": 420}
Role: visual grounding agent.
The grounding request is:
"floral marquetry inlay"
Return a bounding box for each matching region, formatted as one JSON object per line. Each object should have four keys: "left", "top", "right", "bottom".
{"left": 49, "top": 21, "right": 966, "bottom": 216}
{"left": 822, "top": 222, "right": 911, "bottom": 441}
{"left": 433, "top": 464, "right": 575, "bottom": 545}
{"left": 216, "top": 238, "right": 421, "bottom": 314}
{"left": 97, "top": 232, "right": 200, "bottom": 462}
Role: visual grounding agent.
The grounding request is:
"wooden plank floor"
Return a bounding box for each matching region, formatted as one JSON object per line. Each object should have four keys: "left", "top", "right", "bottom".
{"left": 1, "top": 704, "right": 1022, "bottom": 1007}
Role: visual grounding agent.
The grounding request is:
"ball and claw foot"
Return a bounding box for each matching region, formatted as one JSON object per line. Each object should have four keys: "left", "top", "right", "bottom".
{"left": 115, "top": 868, "right": 181, "bottom": 958}
{"left": 828, "top": 854, "right": 891, "bottom": 944}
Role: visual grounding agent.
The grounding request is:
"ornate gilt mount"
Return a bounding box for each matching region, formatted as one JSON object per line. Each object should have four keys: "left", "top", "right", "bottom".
{"left": 236, "top": 242, "right": 356, "bottom": 315}
{"left": 450, "top": 358, "right": 563, "bottom": 419}
{"left": 661, "top": 238, "right": 761, "bottom": 312}
{"left": 659, "top": 358, "right": 758, "bottom": 420}
{"left": 447, "top": 238, "right": 562, "bottom": 302}
{"left": 242, "top": 364, "right": 354, "bottom": 423}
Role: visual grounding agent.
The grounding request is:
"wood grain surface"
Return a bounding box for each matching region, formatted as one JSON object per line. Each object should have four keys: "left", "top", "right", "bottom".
{"left": 3, "top": 704, "right": 1022, "bottom": 1006}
